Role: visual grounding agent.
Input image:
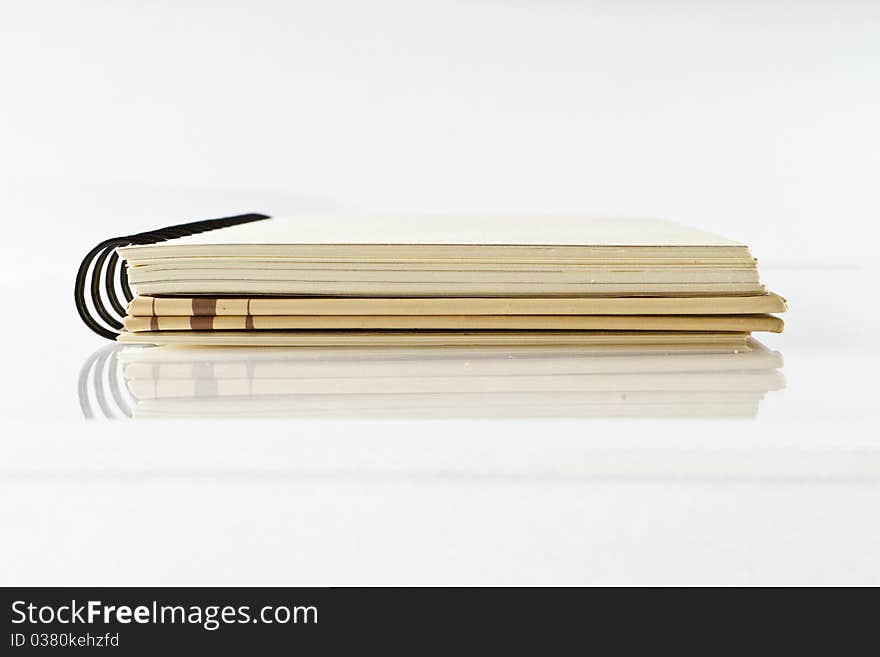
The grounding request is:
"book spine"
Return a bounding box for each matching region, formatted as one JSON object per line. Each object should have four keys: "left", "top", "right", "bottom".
{"left": 75, "top": 213, "right": 270, "bottom": 339}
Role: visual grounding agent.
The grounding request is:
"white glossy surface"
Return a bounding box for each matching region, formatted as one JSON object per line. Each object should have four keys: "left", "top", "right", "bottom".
{"left": 2, "top": 1, "right": 879, "bottom": 585}
{"left": 1, "top": 265, "right": 878, "bottom": 585}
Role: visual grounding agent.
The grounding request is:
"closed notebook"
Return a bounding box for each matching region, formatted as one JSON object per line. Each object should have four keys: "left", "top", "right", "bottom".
{"left": 75, "top": 213, "right": 786, "bottom": 345}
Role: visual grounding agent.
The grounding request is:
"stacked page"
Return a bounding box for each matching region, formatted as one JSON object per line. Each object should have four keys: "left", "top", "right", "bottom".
{"left": 116, "top": 216, "right": 785, "bottom": 346}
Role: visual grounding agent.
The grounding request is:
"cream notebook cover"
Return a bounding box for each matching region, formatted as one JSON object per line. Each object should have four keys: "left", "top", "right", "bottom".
{"left": 119, "top": 215, "right": 743, "bottom": 251}
{"left": 117, "top": 330, "right": 752, "bottom": 348}
{"left": 127, "top": 293, "right": 788, "bottom": 316}
{"left": 121, "top": 314, "right": 784, "bottom": 333}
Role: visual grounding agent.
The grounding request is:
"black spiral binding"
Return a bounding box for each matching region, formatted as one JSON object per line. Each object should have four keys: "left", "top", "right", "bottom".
{"left": 75, "top": 213, "right": 271, "bottom": 339}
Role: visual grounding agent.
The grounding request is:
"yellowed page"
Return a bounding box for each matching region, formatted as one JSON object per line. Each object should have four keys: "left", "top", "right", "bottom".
{"left": 122, "top": 314, "right": 783, "bottom": 333}
{"left": 116, "top": 330, "right": 751, "bottom": 348}
{"left": 131, "top": 280, "right": 766, "bottom": 296}
{"left": 128, "top": 293, "right": 787, "bottom": 317}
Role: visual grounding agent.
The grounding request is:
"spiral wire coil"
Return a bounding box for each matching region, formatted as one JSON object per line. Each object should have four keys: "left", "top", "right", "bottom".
{"left": 75, "top": 213, "right": 270, "bottom": 339}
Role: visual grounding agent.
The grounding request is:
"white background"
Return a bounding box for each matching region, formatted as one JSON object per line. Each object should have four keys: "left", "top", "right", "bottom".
{"left": 1, "top": 1, "right": 879, "bottom": 585}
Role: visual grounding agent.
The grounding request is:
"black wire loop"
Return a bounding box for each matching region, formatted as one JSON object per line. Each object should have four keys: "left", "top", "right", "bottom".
{"left": 75, "top": 213, "right": 271, "bottom": 339}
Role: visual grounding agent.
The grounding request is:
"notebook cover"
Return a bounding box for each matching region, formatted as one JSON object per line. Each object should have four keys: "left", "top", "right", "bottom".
{"left": 127, "top": 293, "right": 788, "bottom": 316}
{"left": 121, "top": 314, "right": 784, "bottom": 333}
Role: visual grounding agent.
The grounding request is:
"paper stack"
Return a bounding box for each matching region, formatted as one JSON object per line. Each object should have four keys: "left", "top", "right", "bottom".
{"left": 115, "top": 215, "right": 785, "bottom": 347}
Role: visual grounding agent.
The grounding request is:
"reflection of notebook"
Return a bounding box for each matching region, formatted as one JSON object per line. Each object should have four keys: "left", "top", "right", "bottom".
{"left": 113, "top": 338, "right": 785, "bottom": 419}
{"left": 52, "top": 341, "right": 879, "bottom": 480}
{"left": 76, "top": 213, "right": 786, "bottom": 344}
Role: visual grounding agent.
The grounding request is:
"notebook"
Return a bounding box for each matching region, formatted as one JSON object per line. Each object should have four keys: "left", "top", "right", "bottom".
{"left": 75, "top": 213, "right": 786, "bottom": 345}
